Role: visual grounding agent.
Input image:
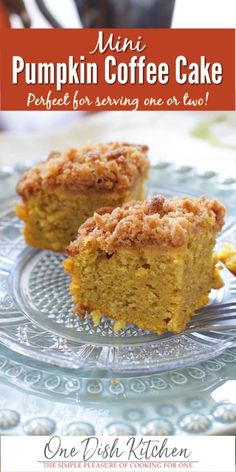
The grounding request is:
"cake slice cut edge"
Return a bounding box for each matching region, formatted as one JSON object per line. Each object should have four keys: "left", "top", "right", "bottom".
{"left": 64, "top": 195, "right": 226, "bottom": 335}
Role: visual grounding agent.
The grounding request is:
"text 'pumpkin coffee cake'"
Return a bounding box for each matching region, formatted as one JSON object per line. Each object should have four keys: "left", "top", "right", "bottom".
{"left": 64, "top": 195, "right": 226, "bottom": 334}
{"left": 16, "top": 142, "right": 149, "bottom": 252}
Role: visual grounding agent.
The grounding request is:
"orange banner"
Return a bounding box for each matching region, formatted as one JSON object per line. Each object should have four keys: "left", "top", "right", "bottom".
{"left": 0, "top": 29, "right": 235, "bottom": 111}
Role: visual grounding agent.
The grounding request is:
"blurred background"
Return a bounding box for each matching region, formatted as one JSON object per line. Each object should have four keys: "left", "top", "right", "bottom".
{"left": 0, "top": 0, "right": 235, "bottom": 133}
{"left": 3, "top": 0, "right": 236, "bottom": 29}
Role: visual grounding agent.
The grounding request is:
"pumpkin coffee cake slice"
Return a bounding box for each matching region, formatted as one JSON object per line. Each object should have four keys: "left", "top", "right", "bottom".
{"left": 16, "top": 142, "right": 149, "bottom": 252}
{"left": 64, "top": 195, "right": 225, "bottom": 334}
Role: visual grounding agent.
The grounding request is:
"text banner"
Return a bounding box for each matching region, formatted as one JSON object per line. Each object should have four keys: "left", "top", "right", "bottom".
{"left": 0, "top": 29, "right": 235, "bottom": 111}
{"left": 1, "top": 435, "right": 235, "bottom": 472}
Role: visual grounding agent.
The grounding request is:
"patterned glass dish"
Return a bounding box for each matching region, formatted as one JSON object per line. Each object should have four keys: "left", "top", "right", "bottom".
{"left": 1, "top": 343, "right": 236, "bottom": 436}
{"left": 1, "top": 163, "right": 236, "bottom": 373}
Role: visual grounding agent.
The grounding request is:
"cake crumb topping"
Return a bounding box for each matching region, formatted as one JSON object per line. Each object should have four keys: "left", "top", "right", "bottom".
{"left": 67, "top": 195, "right": 225, "bottom": 254}
{"left": 16, "top": 142, "right": 149, "bottom": 200}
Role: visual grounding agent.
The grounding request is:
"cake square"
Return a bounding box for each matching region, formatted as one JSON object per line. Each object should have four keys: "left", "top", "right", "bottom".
{"left": 64, "top": 195, "right": 225, "bottom": 334}
{"left": 16, "top": 142, "right": 149, "bottom": 252}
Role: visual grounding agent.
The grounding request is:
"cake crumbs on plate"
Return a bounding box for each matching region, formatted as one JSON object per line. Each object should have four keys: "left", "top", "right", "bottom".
{"left": 216, "top": 243, "right": 236, "bottom": 276}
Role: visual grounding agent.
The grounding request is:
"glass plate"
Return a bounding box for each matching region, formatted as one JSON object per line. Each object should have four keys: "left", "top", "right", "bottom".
{"left": 1, "top": 343, "right": 236, "bottom": 436}
{"left": 1, "top": 164, "right": 236, "bottom": 373}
